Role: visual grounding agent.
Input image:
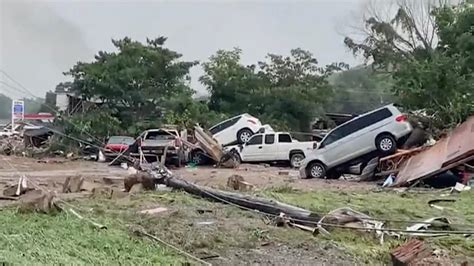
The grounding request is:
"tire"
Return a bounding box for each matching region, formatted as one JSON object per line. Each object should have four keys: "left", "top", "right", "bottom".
{"left": 290, "top": 153, "right": 305, "bottom": 168}
{"left": 376, "top": 134, "right": 397, "bottom": 154}
{"left": 237, "top": 128, "right": 253, "bottom": 144}
{"left": 307, "top": 162, "right": 326, "bottom": 179}
{"left": 231, "top": 149, "right": 242, "bottom": 164}
{"left": 191, "top": 150, "right": 208, "bottom": 165}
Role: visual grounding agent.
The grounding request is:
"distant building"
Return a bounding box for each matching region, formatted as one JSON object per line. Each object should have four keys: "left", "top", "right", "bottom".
{"left": 52, "top": 82, "right": 100, "bottom": 115}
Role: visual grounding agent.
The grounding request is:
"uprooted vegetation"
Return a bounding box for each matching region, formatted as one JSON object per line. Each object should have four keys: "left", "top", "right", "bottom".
{"left": 1, "top": 185, "right": 472, "bottom": 264}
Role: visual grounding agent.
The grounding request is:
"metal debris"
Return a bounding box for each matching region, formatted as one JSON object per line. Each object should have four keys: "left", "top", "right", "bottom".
{"left": 393, "top": 116, "right": 474, "bottom": 187}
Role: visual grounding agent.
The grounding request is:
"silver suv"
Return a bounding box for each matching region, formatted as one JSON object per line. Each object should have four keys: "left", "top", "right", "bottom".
{"left": 300, "top": 104, "right": 412, "bottom": 179}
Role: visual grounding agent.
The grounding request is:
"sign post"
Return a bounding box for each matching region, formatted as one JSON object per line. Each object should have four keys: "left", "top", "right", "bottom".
{"left": 11, "top": 100, "right": 24, "bottom": 133}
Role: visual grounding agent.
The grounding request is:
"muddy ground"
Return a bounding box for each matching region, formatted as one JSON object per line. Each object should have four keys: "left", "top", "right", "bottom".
{"left": 0, "top": 155, "right": 375, "bottom": 194}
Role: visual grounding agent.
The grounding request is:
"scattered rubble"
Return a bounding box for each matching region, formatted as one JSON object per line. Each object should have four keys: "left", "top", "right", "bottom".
{"left": 18, "top": 190, "right": 61, "bottom": 214}
{"left": 62, "top": 176, "right": 85, "bottom": 193}
{"left": 139, "top": 207, "right": 168, "bottom": 215}
{"left": 124, "top": 173, "right": 157, "bottom": 192}
{"left": 227, "top": 175, "right": 254, "bottom": 191}
{"left": 390, "top": 239, "right": 431, "bottom": 266}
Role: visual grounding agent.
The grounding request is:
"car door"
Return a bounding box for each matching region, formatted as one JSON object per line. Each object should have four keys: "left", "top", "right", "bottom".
{"left": 240, "top": 134, "right": 263, "bottom": 161}
{"left": 259, "top": 134, "right": 278, "bottom": 160}
{"left": 318, "top": 124, "right": 353, "bottom": 167}
{"left": 276, "top": 133, "right": 292, "bottom": 160}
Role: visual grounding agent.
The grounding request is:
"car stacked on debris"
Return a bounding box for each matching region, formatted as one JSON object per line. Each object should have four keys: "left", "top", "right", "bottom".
{"left": 300, "top": 104, "right": 413, "bottom": 179}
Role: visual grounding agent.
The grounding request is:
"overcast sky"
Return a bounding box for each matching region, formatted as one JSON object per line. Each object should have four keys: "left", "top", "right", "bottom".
{"left": 0, "top": 0, "right": 368, "bottom": 99}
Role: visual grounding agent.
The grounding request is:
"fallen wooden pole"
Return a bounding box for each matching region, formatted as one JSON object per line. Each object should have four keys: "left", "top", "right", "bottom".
{"left": 150, "top": 171, "right": 321, "bottom": 224}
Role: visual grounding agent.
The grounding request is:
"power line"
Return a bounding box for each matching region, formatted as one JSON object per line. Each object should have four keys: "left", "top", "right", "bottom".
{"left": 0, "top": 70, "right": 41, "bottom": 98}
{"left": 0, "top": 81, "right": 29, "bottom": 99}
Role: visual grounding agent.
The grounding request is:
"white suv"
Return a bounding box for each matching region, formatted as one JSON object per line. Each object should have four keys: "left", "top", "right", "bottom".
{"left": 300, "top": 104, "right": 413, "bottom": 179}
{"left": 209, "top": 113, "right": 264, "bottom": 146}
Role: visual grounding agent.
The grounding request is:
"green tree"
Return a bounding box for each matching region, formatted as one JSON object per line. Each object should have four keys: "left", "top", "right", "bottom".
{"left": 201, "top": 48, "right": 345, "bottom": 131}
{"left": 0, "top": 94, "right": 12, "bottom": 119}
{"left": 327, "top": 66, "right": 395, "bottom": 114}
{"left": 345, "top": 0, "right": 473, "bottom": 128}
{"left": 66, "top": 37, "right": 198, "bottom": 134}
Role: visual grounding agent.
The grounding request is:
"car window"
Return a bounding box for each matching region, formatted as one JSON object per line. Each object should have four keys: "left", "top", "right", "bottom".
{"left": 321, "top": 124, "right": 352, "bottom": 147}
{"left": 278, "top": 134, "right": 291, "bottom": 143}
{"left": 247, "top": 135, "right": 263, "bottom": 145}
{"left": 350, "top": 108, "right": 393, "bottom": 132}
{"left": 265, "top": 134, "right": 275, "bottom": 144}
{"left": 209, "top": 116, "right": 241, "bottom": 135}
{"left": 320, "top": 108, "right": 393, "bottom": 147}
{"left": 108, "top": 136, "right": 134, "bottom": 144}
{"left": 145, "top": 130, "right": 176, "bottom": 140}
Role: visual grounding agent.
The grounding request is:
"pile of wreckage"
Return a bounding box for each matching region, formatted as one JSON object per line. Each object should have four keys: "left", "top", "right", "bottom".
{"left": 378, "top": 116, "right": 474, "bottom": 189}
{"left": 0, "top": 122, "right": 54, "bottom": 157}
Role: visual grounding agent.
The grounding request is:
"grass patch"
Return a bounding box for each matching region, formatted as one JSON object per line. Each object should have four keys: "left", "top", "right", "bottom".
{"left": 0, "top": 207, "right": 185, "bottom": 264}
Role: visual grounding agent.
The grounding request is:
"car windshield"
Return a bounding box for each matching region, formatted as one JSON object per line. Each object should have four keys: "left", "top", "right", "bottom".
{"left": 146, "top": 130, "right": 177, "bottom": 140}
{"left": 108, "top": 136, "right": 134, "bottom": 145}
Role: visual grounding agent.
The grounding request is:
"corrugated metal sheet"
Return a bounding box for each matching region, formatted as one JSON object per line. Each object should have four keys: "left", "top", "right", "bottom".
{"left": 392, "top": 116, "right": 474, "bottom": 187}
{"left": 444, "top": 116, "right": 474, "bottom": 166}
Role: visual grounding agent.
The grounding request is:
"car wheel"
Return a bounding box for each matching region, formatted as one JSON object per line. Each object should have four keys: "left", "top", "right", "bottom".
{"left": 237, "top": 129, "right": 253, "bottom": 144}
{"left": 290, "top": 153, "right": 305, "bottom": 168}
{"left": 376, "top": 134, "right": 396, "bottom": 154}
{"left": 231, "top": 150, "right": 242, "bottom": 164}
{"left": 307, "top": 162, "right": 326, "bottom": 179}
{"left": 191, "top": 150, "right": 208, "bottom": 165}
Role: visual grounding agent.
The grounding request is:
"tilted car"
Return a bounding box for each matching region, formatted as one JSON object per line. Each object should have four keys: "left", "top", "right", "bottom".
{"left": 300, "top": 104, "right": 413, "bottom": 179}
{"left": 228, "top": 132, "right": 317, "bottom": 168}
{"left": 209, "top": 113, "right": 266, "bottom": 146}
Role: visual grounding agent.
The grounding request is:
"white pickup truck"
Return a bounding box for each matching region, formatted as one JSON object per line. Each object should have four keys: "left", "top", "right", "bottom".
{"left": 227, "top": 132, "right": 317, "bottom": 168}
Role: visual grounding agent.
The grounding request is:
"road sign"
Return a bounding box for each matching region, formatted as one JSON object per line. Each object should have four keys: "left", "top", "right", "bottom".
{"left": 11, "top": 100, "right": 24, "bottom": 132}
{"left": 12, "top": 100, "right": 24, "bottom": 120}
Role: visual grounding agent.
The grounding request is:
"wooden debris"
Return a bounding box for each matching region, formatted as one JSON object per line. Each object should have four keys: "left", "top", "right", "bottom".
{"left": 379, "top": 147, "right": 425, "bottom": 173}
{"left": 102, "top": 176, "right": 124, "bottom": 185}
{"left": 91, "top": 187, "right": 113, "bottom": 198}
{"left": 62, "top": 176, "right": 84, "bottom": 193}
{"left": 124, "top": 173, "right": 156, "bottom": 192}
{"left": 3, "top": 176, "right": 31, "bottom": 197}
{"left": 129, "top": 183, "right": 144, "bottom": 194}
{"left": 18, "top": 190, "right": 62, "bottom": 214}
{"left": 226, "top": 175, "right": 254, "bottom": 191}
{"left": 391, "top": 239, "right": 431, "bottom": 266}
{"left": 139, "top": 207, "right": 168, "bottom": 215}
{"left": 91, "top": 187, "right": 128, "bottom": 199}
{"left": 68, "top": 208, "right": 106, "bottom": 229}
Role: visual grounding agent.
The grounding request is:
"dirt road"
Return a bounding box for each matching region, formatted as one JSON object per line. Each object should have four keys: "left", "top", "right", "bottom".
{"left": 0, "top": 155, "right": 375, "bottom": 192}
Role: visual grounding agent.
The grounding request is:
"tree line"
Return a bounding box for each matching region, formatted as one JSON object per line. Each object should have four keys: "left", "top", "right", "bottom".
{"left": 58, "top": 0, "right": 472, "bottom": 140}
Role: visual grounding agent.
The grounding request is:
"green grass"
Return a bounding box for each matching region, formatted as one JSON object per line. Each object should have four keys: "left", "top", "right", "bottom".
{"left": 0, "top": 187, "right": 472, "bottom": 264}
{"left": 0, "top": 206, "right": 186, "bottom": 264}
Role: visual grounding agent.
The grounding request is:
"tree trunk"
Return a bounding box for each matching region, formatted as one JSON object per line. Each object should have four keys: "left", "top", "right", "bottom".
{"left": 154, "top": 173, "right": 321, "bottom": 224}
